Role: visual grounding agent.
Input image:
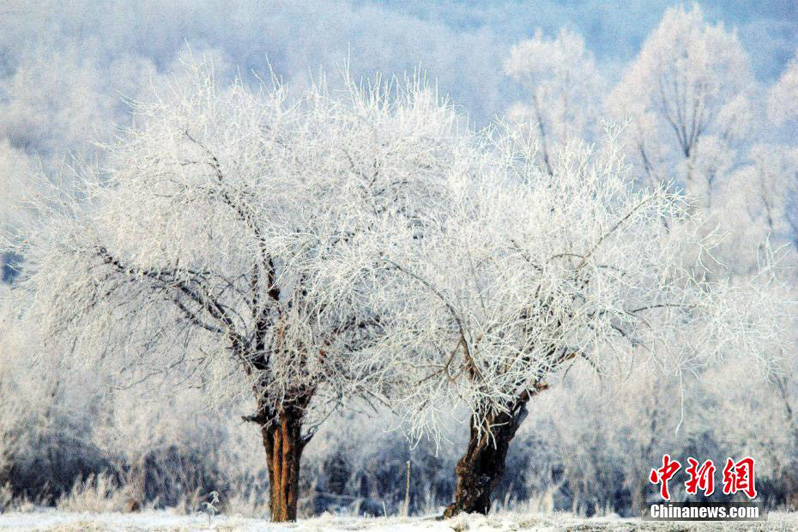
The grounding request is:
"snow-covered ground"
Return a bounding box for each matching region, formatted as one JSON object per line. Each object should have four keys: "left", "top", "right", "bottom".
{"left": 0, "top": 511, "right": 796, "bottom": 531}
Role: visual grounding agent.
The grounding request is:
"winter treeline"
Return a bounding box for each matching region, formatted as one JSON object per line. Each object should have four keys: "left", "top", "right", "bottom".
{"left": 1, "top": 2, "right": 798, "bottom": 522}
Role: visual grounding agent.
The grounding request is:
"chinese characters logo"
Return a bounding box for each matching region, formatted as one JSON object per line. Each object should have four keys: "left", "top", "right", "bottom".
{"left": 649, "top": 455, "right": 757, "bottom": 500}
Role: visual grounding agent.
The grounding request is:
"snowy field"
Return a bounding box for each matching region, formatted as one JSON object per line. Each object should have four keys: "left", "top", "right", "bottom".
{"left": 0, "top": 511, "right": 797, "bottom": 531}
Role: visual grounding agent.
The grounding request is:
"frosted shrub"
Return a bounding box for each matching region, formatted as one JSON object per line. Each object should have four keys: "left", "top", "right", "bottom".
{"left": 56, "top": 473, "right": 128, "bottom": 513}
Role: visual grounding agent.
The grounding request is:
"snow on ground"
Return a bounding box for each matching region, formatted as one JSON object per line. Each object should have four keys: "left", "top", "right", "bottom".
{"left": 0, "top": 511, "right": 797, "bottom": 531}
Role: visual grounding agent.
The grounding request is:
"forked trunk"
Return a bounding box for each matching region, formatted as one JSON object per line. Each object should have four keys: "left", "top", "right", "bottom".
{"left": 443, "top": 399, "right": 529, "bottom": 518}
{"left": 261, "top": 405, "right": 307, "bottom": 522}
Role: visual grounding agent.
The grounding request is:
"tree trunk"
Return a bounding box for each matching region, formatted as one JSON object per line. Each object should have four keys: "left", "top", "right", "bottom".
{"left": 443, "top": 399, "right": 528, "bottom": 518}
{"left": 261, "top": 404, "right": 308, "bottom": 522}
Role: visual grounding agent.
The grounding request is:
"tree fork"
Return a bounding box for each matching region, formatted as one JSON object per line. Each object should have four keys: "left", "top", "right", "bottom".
{"left": 444, "top": 384, "right": 547, "bottom": 518}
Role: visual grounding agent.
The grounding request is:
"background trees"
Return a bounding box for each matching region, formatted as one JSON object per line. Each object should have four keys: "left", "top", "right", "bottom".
{"left": 769, "top": 51, "right": 798, "bottom": 132}
{"left": 606, "top": 4, "right": 755, "bottom": 203}
{"left": 503, "top": 29, "right": 606, "bottom": 173}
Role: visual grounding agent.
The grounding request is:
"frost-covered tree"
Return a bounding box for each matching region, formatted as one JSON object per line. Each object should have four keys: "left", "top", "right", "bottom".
{"left": 714, "top": 145, "right": 798, "bottom": 261}
{"left": 769, "top": 50, "right": 798, "bottom": 130}
{"left": 504, "top": 29, "right": 605, "bottom": 174}
{"left": 699, "top": 268, "right": 798, "bottom": 507}
{"left": 374, "top": 124, "right": 789, "bottom": 517}
{"left": 0, "top": 140, "right": 35, "bottom": 283}
{"left": 607, "top": 4, "right": 755, "bottom": 204}
{"left": 762, "top": 51, "right": 798, "bottom": 250}
{"left": 8, "top": 64, "right": 463, "bottom": 522}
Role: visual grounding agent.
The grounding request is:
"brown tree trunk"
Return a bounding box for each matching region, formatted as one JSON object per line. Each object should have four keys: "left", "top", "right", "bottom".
{"left": 261, "top": 404, "right": 308, "bottom": 522}
{"left": 443, "top": 399, "right": 529, "bottom": 518}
